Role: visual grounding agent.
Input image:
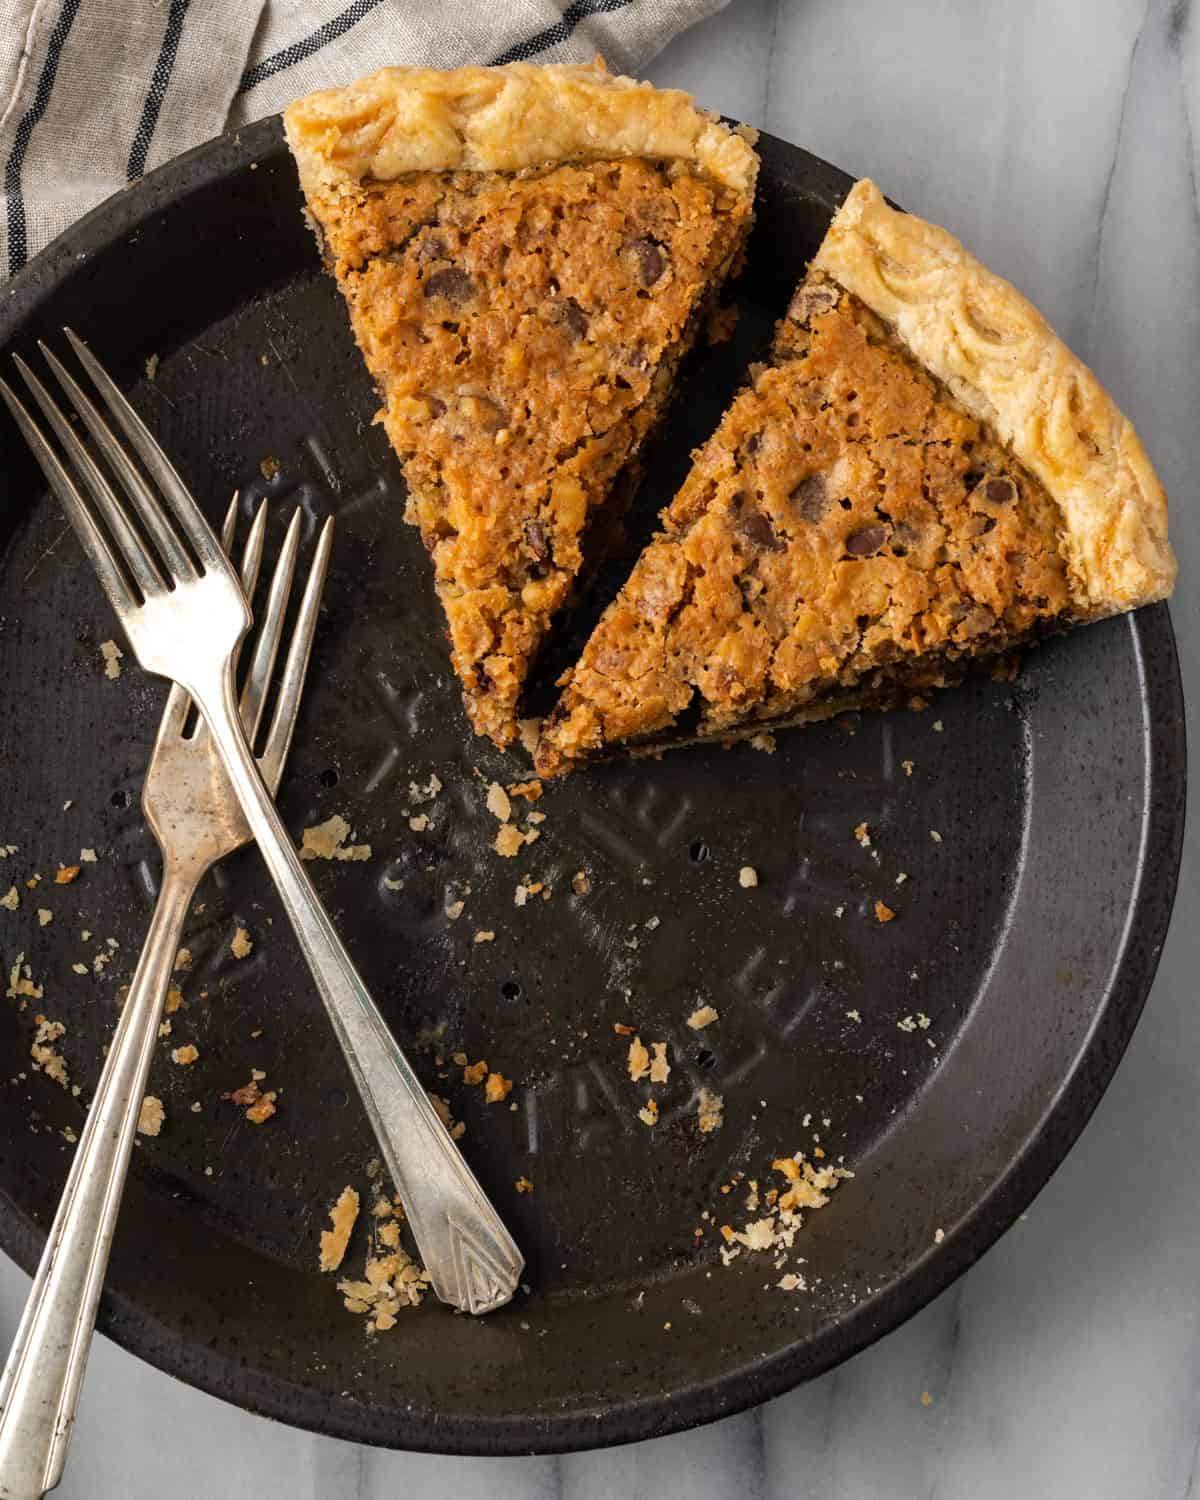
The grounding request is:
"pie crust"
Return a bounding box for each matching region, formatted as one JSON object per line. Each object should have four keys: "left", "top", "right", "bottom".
{"left": 814, "top": 180, "right": 1175, "bottom": 613}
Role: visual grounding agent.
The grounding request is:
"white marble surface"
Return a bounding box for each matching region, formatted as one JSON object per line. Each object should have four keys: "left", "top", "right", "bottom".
{"left": 5, "top": 1, "right": 1199, "bottom": 1494}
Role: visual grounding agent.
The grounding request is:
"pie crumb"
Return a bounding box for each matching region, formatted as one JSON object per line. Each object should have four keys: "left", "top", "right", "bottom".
{"left": 515, "top": 1176, "right": 534, "bottom": 1193}
{"left": 749, "top": 731, "right": 776, "bottom": 754}
{"left": 930, "top": 829, "right": 943, "bottom": 843}
{"left": 507, "top": 778, "right": 542, "bottom": 803}
{"left": 853, "top": 822, "right": 871, "bottom": 848}
{"left": 649, "top": 1041, "right": 670, "bottom": 1084}
{"left": 627, "top": 1036, "right": 650, "bottom": 1082}
{"left": 230, "top": 926, "right": 253, "bottom": 960}
{"left": 485, "top": 781, "right": 512, "bottom": 823}
{"left": 921, "top": 1390, "right": 934, "bottom": 1407}
{"left": 571, "top": 870, "right": 590, "bottom": 895}
{"left": 99, "top": 640, "right": 124, "bottom": 679}
{"left": 171, "top": 1044, "right": 199, "bottom": 1065}
{"left": 687, "top": 1005, "right": 719, "bottom": 1030}
{"left": 165, "top": 985, "right": 183, "bottom": 1014}
{"left": 638, "top": 1099, "right": 659, "bottom": 1127}
{"left": 474, "top": 929, "right": 495, "bottom": 944}
{"left": 300, "top": 814, "right": 371, "bottom": 862}
{"left": 934, "top": 1227, "right": 945, "bottom": 1244}
{"left": 902, "top": 759, "right": 914, "bottom": 776}
{"left": 874, "top": 900, "right": 896, "bottom": 924}
{"left": 484, "top": 1071, "right": 513, "bottom": 1104}
{"left": 493, "top": 824, "right": 524, "bottom": 858}
{"left": 738, "top": 865, "right": 758, "bottom": 888}
{"left": 408, "top": 814, "right": 429, "bottom": 833}
{"left": 55, "top": 865, "right": 80, "bottom": 885}
{"left": 319, "top": 1186, "right": 360, "bottom": 1273}
{"left": 137, "top": 1096, "right": 164, "bottom": 1136}
{"left": 697, "top": 1087, "right": 724, "bottom": 1134}
{"left": 80, "top": 848, "right": 97, "bottom": 863}
{"left": 463, "top": 1059, "right": 488, "bottom": 1085}
{"left": 37, "top": 908, "right": 52, "bottom": 926}
{"left": 0, "top": 887, "right": 17, "bottom": 911}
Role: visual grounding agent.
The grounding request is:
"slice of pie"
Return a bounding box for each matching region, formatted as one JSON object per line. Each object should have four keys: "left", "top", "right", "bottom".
{"left": 283, "top": 63, "right": 757, "bottom": 748}
{"left": 534, "top": 178, "right": 1174, "bottom": 776}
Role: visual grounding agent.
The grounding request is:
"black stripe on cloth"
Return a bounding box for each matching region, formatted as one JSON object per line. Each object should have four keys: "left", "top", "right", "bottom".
{"left": 4, "top": 0, "right": 83, "bottom": 276}
{"left": 490, "top": 0, "right": 635, "bottom": 65}
{"left": 237, "top": 0, "right": 384, "bottom": 94}
{"left": 126, "top": 0, "right": 192, "bottom": 181}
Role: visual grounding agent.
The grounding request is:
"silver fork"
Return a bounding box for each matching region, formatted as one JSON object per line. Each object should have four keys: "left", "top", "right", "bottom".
{"left": 0, "top": 337, "right": 523, "bottom": 1315}
{"left": 0, "top": 495, "right": 324, "bottom": 1500}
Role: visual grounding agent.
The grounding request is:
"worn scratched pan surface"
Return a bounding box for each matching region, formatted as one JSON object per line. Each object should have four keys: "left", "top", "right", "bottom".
{"left": 0, "top": 120, "right": 1186, "bottom": 1453}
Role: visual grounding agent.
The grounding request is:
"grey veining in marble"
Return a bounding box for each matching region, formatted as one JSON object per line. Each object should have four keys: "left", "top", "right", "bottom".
{"left": 4, "top": 1, "right": 1199, "bottom": 1494}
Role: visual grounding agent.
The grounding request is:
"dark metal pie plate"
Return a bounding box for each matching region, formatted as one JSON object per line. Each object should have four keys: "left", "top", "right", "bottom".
{"left": 0, "top": 119, "right": 1185, "bottom": 1454}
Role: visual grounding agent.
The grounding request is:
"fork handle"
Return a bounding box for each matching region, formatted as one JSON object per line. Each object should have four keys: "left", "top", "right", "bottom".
{"left": 0, "top": 866, "right": 195, "bottom": 1500}
{"left": 193, "top": 665, "right": 524, "bottom": 1315}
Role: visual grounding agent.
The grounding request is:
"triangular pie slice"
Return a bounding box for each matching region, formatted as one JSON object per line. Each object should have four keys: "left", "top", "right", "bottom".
{"left": 534, "top": 178, "right": 1174, "bottom": 776}
{"left": 283, "top": 63, "right": 757, "bottom": 748}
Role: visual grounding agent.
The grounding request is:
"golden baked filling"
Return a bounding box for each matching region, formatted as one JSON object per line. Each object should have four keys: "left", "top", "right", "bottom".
{"left": 284, "top": 64, "right": 757, "bottom": 747}
{"left": 535, "top": 181, "right": 1174, "bottom": 776}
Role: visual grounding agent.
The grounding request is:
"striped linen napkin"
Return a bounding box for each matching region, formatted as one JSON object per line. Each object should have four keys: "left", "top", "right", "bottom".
{"left": 0, "top": 0, "right": 730, "bottom": 280}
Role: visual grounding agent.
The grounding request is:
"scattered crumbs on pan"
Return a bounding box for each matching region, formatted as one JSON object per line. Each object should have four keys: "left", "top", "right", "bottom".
{"left": 408, "top": 813, "right": 429, "bottom": 833}
{"left": 875, "top": 901, "right": 896, "bottom": 924}
{"left": 223, "top": 1074, "right": 277, "bottom": 1124}
{"left": 738, "top": 865, "right": 758, "bottom": 889}
{"left": 164, "top": 985, "right": 183, "bottom": 1014}
{"left": 55, "top": 865, "right": 80, "bottom": 885}
{"left": 917, "top": 1013, "right": 931, "bottom": 1029}
{"left": 778, "top": 1272, "right": 805, "bottom": 1292}
{"left": 749, "top": 730, "right": 775, "bottom": 754}
{"left": 338, "top": 1243, "right": 430, "bottom": 1331}
{"left": 853, "top": 822, "right": 871, "bottom": 848}
{"left": 137, "top": 1096, "right": 164, "bottom": 1137}
{"left": 383, "top": 876, "right": 404, "bottom": 892}
{"left": 507, "top": 778, "right": 542, "bottom": 803}
{"left": 429, "top": 1092, "right": 466, "bottom": 1141}
{"left": 99, "top": 640, "right": 124, "bottom": 679}
{"left": 515, "top": 1176, "right": 534, "bottom": 1194}
{"left": 485, "top": 781, "right": 512, "bottom": 823}
{"left": 687, "top": 1004, "right": 719, "bottom": 1030}
{"left": 484, "top": 1071, "right": 512, "bottom": 1104}
{"left": 171, "top": 1044, "right": 199, "bottom": 1065}
{"left": 571, "top": 870, "right": 590, "bottom": 895}
{"left": 697, "top": 1087, "right": 724, "bottom": 1134}
{"left": 445, "top": 898, "right": 465, "bottom": 920}
{"left": 526, "top": 810, "right": 546, "bottom": 826}
{"left": 0, "top": 886, "right": 17, "bottom": 910}
{"left": 300, "top": 814, "right": 371, "bottom": 862}
{"left": 901, "top": 759, "right": 914, "bottom": 776}
{"left": 30, "top": 1015, "right": 68, "bottom": 1087}
{"left": 7, "top": 955, "right": 43, "bottom": 1002}
{"left": 80, "top": 848, "right": 97, "bottom": 863}
{"left": 934, "top": 1227, "right": 945, "bottom": 1244}
{"left": 230, "top": 926, "right": 253, "bottom": 960}
{"left": 318, "top": 1186, "right": 360, "bottom": 1273}
{"left": 715, "top": 1155, "right": 852, "bottom": 1268}
{"left": 474, "top": 929, "right": 495, "bottom": 944}
{"left": 649, "top": 1041, "right": 670, "bottom": 1084}
{"left": 627, "top": 1036, "right": 650, "bottom": 1082}
{"left": 898, "top": 1015, "right": 918, "bottom": 1033}
{"left": 174, "top": 947, "right": 192, "bottom": 971}
{"left": 462, "top": 1059, "right": 488, "bottom": 1085}
{"left": 845, "top": 1009, "right": 862, "bottom": 1023}
{"left": 638, "top": 1099, "right": 659, "bottom": 1127}
{"left": 37, "top": 908, "right": 52, "bottom": 926}
{"left": 930, "top": 829, "right": 943, "bottom": 843}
